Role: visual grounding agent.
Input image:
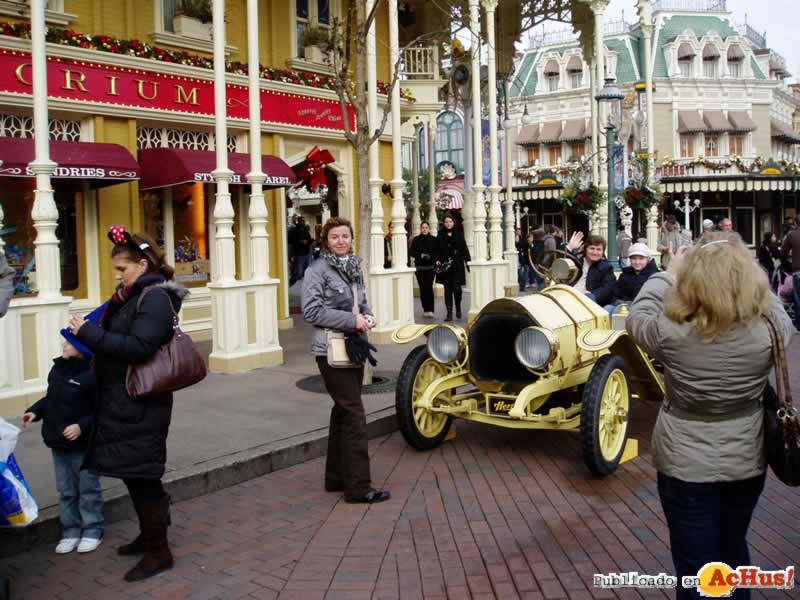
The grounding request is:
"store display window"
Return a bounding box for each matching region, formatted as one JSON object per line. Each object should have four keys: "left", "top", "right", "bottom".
{"left": 1, "top": 180, "right": 85, "bottom": 298}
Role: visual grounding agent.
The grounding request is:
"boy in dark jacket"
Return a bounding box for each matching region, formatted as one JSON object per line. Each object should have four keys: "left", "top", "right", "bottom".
{"left": 22, "top": 329, "right": 104, "bottom": 555}
{"left": 607, "top": 243, "right": 658, "bottom": 312}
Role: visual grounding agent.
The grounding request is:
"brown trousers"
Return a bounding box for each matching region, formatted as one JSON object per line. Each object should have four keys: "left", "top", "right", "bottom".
{"left": 316, "top": 357, "right": 371, "bottom": 499}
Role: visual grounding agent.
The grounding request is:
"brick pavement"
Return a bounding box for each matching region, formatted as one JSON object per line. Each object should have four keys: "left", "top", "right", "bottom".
{"left": 2, "top": 395, "right": 798, "bottom": 600}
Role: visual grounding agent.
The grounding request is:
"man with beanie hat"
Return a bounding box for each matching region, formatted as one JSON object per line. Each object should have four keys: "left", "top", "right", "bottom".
{"left": 702, "top": 219, "right": 715, "bottom": 233}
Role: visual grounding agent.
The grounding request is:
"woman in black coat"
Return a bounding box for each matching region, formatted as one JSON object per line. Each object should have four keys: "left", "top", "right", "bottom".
{"left": 409, "top": 221, "right": 438, "bottom": 317}
{"left": 70, "top": 228, "right": 188, "bottom": 583}
{"left": 757, "top": 231, "right": 779, "bottom": 283}
{"left": 435, "top": 213, "right": 471, "bottom": 321}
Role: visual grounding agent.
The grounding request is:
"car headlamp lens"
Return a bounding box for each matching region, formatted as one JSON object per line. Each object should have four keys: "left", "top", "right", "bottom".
{"left": 515, "top": 327, "right": 556, "bottom": 369}
{"left": 427, "top": 326, "right": 461, "bottom": 364}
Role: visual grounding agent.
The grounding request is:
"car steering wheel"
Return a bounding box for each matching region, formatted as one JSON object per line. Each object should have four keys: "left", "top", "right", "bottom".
{"left": 527, "top": 249, "right": 583, "bottom": 286}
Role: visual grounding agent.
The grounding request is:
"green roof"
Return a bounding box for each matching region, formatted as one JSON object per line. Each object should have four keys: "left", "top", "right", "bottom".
{"left": 653, "top": 15, "right": 739, "bottom": 77}
{"left": 751, "top": 57, "right": 766, "bottom": 79}
{"left": 511, "top": 51, "right": 537, "bottom": 97}
{"left": 606, "top": 38, "right": 638, "bottom": 84}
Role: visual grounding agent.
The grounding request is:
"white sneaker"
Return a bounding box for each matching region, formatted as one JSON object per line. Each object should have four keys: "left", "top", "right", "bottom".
{"left": 424, "top": 311, "right": 435, "bottom": 318}
{"left": 77, "top": 537, "right": 103, "bottom": 553}
{"left": 55, "top": 538, "right": 80, "bottom": 554}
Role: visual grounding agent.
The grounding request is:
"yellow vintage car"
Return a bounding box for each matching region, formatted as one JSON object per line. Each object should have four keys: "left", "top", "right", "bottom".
{"left": 392, "top": 252, "right": 664, "bottom": 476}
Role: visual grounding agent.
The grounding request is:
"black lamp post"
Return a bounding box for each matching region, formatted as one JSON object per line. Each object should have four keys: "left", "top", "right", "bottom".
{"left": 595, "top": 77, "right": 625, "bottom": 265}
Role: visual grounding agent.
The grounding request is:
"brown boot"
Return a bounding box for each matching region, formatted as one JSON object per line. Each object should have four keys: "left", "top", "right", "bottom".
{"left": 124, "top": 495, "right": 174, "bottom": 582}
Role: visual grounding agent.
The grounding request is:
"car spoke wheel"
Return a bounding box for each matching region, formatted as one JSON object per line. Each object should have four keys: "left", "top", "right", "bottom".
{"left": 581, "top": 355, "right": 631, "bottom": 476}
{"left": 396, "top": 345, "right": 453, "bottom": 450}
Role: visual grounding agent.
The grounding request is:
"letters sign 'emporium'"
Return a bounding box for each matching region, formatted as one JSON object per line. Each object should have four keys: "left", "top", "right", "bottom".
{"left": 0, "top": 50, "right": 355, "bottom": 131}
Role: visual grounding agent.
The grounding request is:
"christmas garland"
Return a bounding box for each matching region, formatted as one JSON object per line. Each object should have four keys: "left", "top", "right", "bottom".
{"left": 559, "top": 183, "right": 604, "bottom": 212}
{"left": 0, "top": 21, "right": 416, "bottom": 102}
{"left": 659, "top": 155, "right": 777, "bottom": 174}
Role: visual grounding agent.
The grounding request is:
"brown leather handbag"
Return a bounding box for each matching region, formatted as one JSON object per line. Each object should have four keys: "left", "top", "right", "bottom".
{"left": 126, "top": 286, "right": 207, "bottom": 400}
{"left": 762, "top": 316, "right": 800, "bottom": 486}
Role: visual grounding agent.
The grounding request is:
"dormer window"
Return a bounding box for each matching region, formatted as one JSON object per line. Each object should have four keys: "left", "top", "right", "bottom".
{"left": 702, "top": 44, "right": 720, "bottom": 79}
{"left": 544, "top": 59, "right": 560, "bottom": 92}
{"left": 727, "top": 45, "right": 744, "bottom": 78}
{"left": 677, "top": 43, "right": 695, "bottom": 78}
{"left": 566, "top": 55, "right": 583, "bottom": 89}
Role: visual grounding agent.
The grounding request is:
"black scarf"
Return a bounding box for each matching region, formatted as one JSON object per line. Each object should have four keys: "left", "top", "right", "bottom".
{"left": 100, "top": 272, "right": 167, "bottom": 328}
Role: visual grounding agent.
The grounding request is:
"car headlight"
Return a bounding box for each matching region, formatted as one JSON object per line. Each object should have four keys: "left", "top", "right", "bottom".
{"left": 427, "top": 326, "right": 461, "bottom": 364}
{"left": 514, "top": 327, "right": 558, "bottom": 370}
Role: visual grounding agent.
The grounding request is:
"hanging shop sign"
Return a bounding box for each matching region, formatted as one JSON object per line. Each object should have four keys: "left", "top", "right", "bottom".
{"left": 0, "top": 50, "right": 355, "bottom": 131}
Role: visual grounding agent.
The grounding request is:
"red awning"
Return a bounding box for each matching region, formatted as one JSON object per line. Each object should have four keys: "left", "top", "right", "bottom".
{"left": 0, "top": 137, "right": 140, "bottom": 188}
{"left": 138, "top": 148, "right": 297, "bottom": 191}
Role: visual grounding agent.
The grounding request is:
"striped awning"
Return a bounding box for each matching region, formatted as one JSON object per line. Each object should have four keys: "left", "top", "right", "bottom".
{"left": 516, "top": 124, "right": 540, "bottom": 145}
{"left": 436, "top": 188, "right": 464, "bottom": 210}
{"left": 566, "top": 55, "right": 583, "bottom": 72}
{"left": 661, "top": 179, "right": 794, "bottom": 194}
{"left": 677, "top": 43, "right": 695, "bottom": 60}
{"left": 677, "top": 110, "right": 707, "bottom": 133}
{"left": 539, "top": 121, "right": 563, "bottom": 143}
{"left": 703, "top": 110, "right": 733, "bottom": 132}
{"left": 702, "top": 44, "right": 720, "bottom": 60}
{"left": 727, "top": 44, "right": 745, "bottom": 60}
{"left": 771, "top": 120, "right": 800, "bottom": 143}
{"left": 728, "top": 110, "right": 757, "bottom": 132}
{"left": 544, "top": 59, "right": 560, "bottom": 75}
{"left": 560, "top": 119, "right": 585, "bottom": 142}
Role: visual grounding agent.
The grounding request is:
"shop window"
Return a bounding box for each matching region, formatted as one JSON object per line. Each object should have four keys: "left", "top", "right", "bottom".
{"left": 680, "top": 135, "right": 695, "bottom": 158}
{"left": 526, "top": 145, "right": 540, "bottom": 165}
{"left": 434, "top": 111, "right": 464, "bottom": 173}
{"left": 172, "top": 183, "right": 211, "bottom": 287}
{"left": 547, "top": 144, "right": 562, "bottom": 166}
{"left": 1, "top": 180, "right": 85, "bottom": 298}
{"left": 542, "top": 212, "right": 563, "bottom": 228}
{"left": 730, "top": 134, "right": 746, "bottom": 156}
{"left": 735, "top": 207, "right": 754, "bottom": 246}
{"left": 296, "top": 0, "right": 334, "bottom": 59}
{"left": 704, "top": 135, "right": 719, "bottom": 157}
{"left": 569, "top": 141, "right": 584, "bottom": 160}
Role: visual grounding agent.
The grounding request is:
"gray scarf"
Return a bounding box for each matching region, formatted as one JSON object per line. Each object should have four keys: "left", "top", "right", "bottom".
{"left": 322, "top": 249, "right": 363, "bottom": 284}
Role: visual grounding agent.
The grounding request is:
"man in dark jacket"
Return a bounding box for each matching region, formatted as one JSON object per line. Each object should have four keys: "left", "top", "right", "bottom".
{"left": 566, "top": 233, "right": 616, "bottom": 306}
{"left": 288, "top": 215, "right": 312, "bottom": 285}
{"left": 409, "top": 222, "right": 438, "bottom": 317}
{"left": 609, "top": 243, "right": 658, "bottom": 311}
{"left": 781, "top": 225, "right": 800, "bottom": 328}
{"left": 22, "top": 330, "right": 104, "bottom": 554}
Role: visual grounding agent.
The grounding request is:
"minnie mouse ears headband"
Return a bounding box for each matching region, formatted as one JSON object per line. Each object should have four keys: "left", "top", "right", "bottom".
{"left": 108, "top": 225, "right": 158, "bottom": 263}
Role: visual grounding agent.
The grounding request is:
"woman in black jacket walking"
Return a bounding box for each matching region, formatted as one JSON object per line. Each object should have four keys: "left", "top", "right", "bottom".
{"left": 436, "top": 214, "right": 471, "bottom": 321}
{"left": 409, "top": 221, "right": 438, "bottom": 318}
{"left": 70, "top": 227, "right": 188, "bottom": 582}
{"left": 757, "top": 231, "right": 779, "bottom": 284}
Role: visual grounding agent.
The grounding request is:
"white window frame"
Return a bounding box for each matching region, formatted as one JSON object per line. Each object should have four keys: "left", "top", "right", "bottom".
{"left": 0, "top": 0, "right": 75, "bottom": 25}
{"left": 569, "top": 71, "right": 582, "bottom": 89}
{"left": 292, "top": 0, "right": 340, "bottom": 60}
{"left": 734, "top": 206, "right": 756, "bottom": 246}
{"left": 728, "top": 133, "right": 747, "bottom": 157}
{"left": 152, "top": 1, "right": 237, "bottom": 55}
{"left": 728, "top": 60, "right": 742, "bottom": 78}
{"left": 679, "top": 134, "right": 696, "bottom": 158}
{"left": 546, "top": 73, "right": 559, "bottom": 93}
{"left": 678, "top": 59, "right": 693, "bottom": 78}
{"left": 703, "top": 58, "right": 718, "bottom": 79}
{"left": 704, "top": 134, "right": 720, "bottom": 157}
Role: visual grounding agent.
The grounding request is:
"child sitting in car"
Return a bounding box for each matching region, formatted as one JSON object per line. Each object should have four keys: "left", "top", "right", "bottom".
{"left": 606, "top": 243, "right": 658, "bottom": 314}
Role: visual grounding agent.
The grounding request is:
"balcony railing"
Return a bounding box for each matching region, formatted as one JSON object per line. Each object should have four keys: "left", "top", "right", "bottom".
{"left": 652, "top": 0, "right": 727, "bottom": 12}
{"left": 737, "top": 22, "right": 766, "bottom": 49}
{"left": 527, "top": 19, "right": 630, "bottom": 49}
{"left": 400, "top": 46, "right": 440, "bottom": 81}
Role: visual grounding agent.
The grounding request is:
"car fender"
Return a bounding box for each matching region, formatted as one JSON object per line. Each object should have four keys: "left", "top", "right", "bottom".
{"left": 578, "top": 329, "right": 665, "bottom": 402}
{"left": 391, "top": 323, "right": 440, "bottom": 345}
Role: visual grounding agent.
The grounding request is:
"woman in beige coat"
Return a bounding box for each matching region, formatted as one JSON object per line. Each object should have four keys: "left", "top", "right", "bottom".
{"left": 627, "top": 232, "right": 793, "bottom": 600}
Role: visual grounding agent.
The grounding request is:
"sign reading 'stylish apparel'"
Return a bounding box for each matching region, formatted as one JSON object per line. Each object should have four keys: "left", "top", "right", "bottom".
{"left": 0, "top": 50, "right": 354, "bottom": 131}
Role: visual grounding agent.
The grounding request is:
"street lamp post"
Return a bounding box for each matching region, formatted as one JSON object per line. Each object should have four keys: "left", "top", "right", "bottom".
{"left": 674, "top": 192, "right": 700, "bottom": 233}
{"left": 595, "top": 78, "right": 625, "bottom": 266}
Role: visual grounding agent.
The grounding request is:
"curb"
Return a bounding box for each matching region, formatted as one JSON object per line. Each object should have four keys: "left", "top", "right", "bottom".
{"left": 0, "top": 408, "right": 397, "bottom": 557}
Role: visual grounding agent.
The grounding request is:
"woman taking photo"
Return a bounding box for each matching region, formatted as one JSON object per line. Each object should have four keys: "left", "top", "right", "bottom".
{"left": 409, "top": 221, "right": 437, "bottom": 318}
{"left": 436, "top": 213, "right": 471, "bottom": 321}
{"left": 627, "top": 232, "right": 794, "bottom": 600}
{"left": 302, "top": 217, "right": 390, "bottom": 504}
{"left": 70, "top": 227, "right": 188, "bottom": 582}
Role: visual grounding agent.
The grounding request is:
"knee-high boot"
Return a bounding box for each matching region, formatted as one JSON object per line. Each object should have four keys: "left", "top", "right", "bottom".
{"left": 117, "top": 497, "right": 145, "bottom": 556}
{"left": 124, "top": 494, "right": 174, "bottom": 582}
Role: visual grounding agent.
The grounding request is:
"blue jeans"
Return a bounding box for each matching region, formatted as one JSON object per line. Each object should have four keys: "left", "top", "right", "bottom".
{"left": 792, "top": 272, "right": 800, "bottom": 329}
{"left": 52, "top": 448, "right": 104, "bottom": 540}
{"left": 291, "top": 254, "right": 311, "bottom": 285}
{"left": 657, "top": 471, "right": 765, "bottom": 600}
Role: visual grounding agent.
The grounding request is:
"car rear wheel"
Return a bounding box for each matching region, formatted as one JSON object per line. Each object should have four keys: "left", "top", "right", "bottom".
{"left": 396, "top": 345, "right": 453, "bottom": 450}
{"left": 580, "top": 355, "right": 631, "bottom": 476}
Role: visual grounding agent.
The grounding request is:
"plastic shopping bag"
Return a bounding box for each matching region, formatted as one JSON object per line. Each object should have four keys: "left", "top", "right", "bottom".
{"left": 0, "top": 417, "right": 38, "bottom": 526}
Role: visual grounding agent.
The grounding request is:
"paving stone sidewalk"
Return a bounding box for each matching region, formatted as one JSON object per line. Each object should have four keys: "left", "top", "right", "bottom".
{"left": 2, "top": 393, "right": 797, "bottom": 599}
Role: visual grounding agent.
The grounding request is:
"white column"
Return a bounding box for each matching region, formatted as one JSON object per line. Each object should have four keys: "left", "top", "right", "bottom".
{"left": 366, "top": 0, "right": 384, "bottom": 271}
{"left": 593, "top": 0, "right": 609, "bottom": 239}
{"left": 30, "top": 0, "right": 60, "bottom": 298}
{"left": 427, "top": 119, "right": 438, "bottom": 232}
{"left": 646, "top": 204, "right": 659, "bottom": 251}
{"left": 502, "top": 96, "right": 518, "bottom": 287}
{"left": 411, "top": 123, "right": 422, "bottom": 235}
{"left": 246, "top": 0, "right": 269, "bottom": 282}
{"left": 388, "top": 0, "right": 408, "bottom": 268}
{"left": 483, "top": 0, "right": 502, "bottom": 262}
{"left": 211, "top": 0, "right": 235, "bottom": 284}
{"left": 639, "top": 0, "right": 656, "bottom": 188}
{"left": 469, "top": 0, "right": 487, "bottom": 262}
{"left": 590, "top": 56, "right": 600, "bottom": 189}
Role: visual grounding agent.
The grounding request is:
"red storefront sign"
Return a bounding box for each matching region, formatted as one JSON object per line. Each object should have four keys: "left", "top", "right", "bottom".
{"left": 0, "top": 49, "right": 354, "bottom": 131}
{"left": 656, "top": 165, "right": 688, "bottom": 178}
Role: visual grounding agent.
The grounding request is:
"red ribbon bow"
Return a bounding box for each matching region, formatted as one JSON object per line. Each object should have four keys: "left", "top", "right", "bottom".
{"left": 297, "top": 146, "right": 335, "bottom": 192}
{"left": 109, "top": 225, "right": 128, "bottom": 245}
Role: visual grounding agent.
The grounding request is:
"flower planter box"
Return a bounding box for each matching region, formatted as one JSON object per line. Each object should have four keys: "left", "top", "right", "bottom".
{"left": 172, "top": 15, "right": 212, "bottom": 41}
{"left": 304, "top": 45, "right": 328, "bottom": 65}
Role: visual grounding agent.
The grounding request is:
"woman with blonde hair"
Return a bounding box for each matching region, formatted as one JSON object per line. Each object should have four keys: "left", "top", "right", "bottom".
{"left": 627, "top": 232, "right": 793, "bottom": 600}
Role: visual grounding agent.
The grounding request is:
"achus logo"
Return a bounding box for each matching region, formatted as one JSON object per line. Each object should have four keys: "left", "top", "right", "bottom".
{"left": 682, "top": 563, "right": 795, "bottom": 597}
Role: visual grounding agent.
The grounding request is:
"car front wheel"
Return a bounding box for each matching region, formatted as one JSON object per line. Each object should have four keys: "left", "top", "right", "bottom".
{"left": 396, "top": 345, "right": 453, "bottom": 450}
{"left": 580, "top": 355, "right": 631, "bottom": 476}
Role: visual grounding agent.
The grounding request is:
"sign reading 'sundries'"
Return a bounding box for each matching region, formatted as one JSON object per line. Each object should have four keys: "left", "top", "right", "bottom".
{"left": 0, "top": 49, "right": 354, "bottom": 131}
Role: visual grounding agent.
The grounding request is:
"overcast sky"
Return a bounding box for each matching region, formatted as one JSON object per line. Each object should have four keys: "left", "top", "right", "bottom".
{"left": 600, "top": 0, "right": 800, "bottom": 80}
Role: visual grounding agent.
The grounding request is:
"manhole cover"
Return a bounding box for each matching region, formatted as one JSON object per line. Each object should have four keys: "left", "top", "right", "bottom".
{"left": 296, "top": 371, "right": 399, "bottom": 395}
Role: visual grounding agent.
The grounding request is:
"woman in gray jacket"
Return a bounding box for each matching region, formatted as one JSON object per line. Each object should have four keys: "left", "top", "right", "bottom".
{"left": 627, "top": 232, "right": 793, "bottom": 600}
{"left": 302, "top": 217, "right": 390, "bottom": 504}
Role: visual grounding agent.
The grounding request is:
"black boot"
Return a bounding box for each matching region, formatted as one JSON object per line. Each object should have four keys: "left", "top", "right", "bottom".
{"left": 124, "top": 495, "right": 174, "bottom": 582}
{"left": 455, "top": 305, "right": 462, "bottom": 320}
{"left": 444, "top": 305, "right": 453, "bottom": 321}
{"left": 117, "top": 498, "right": 144, "bottom": 556}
